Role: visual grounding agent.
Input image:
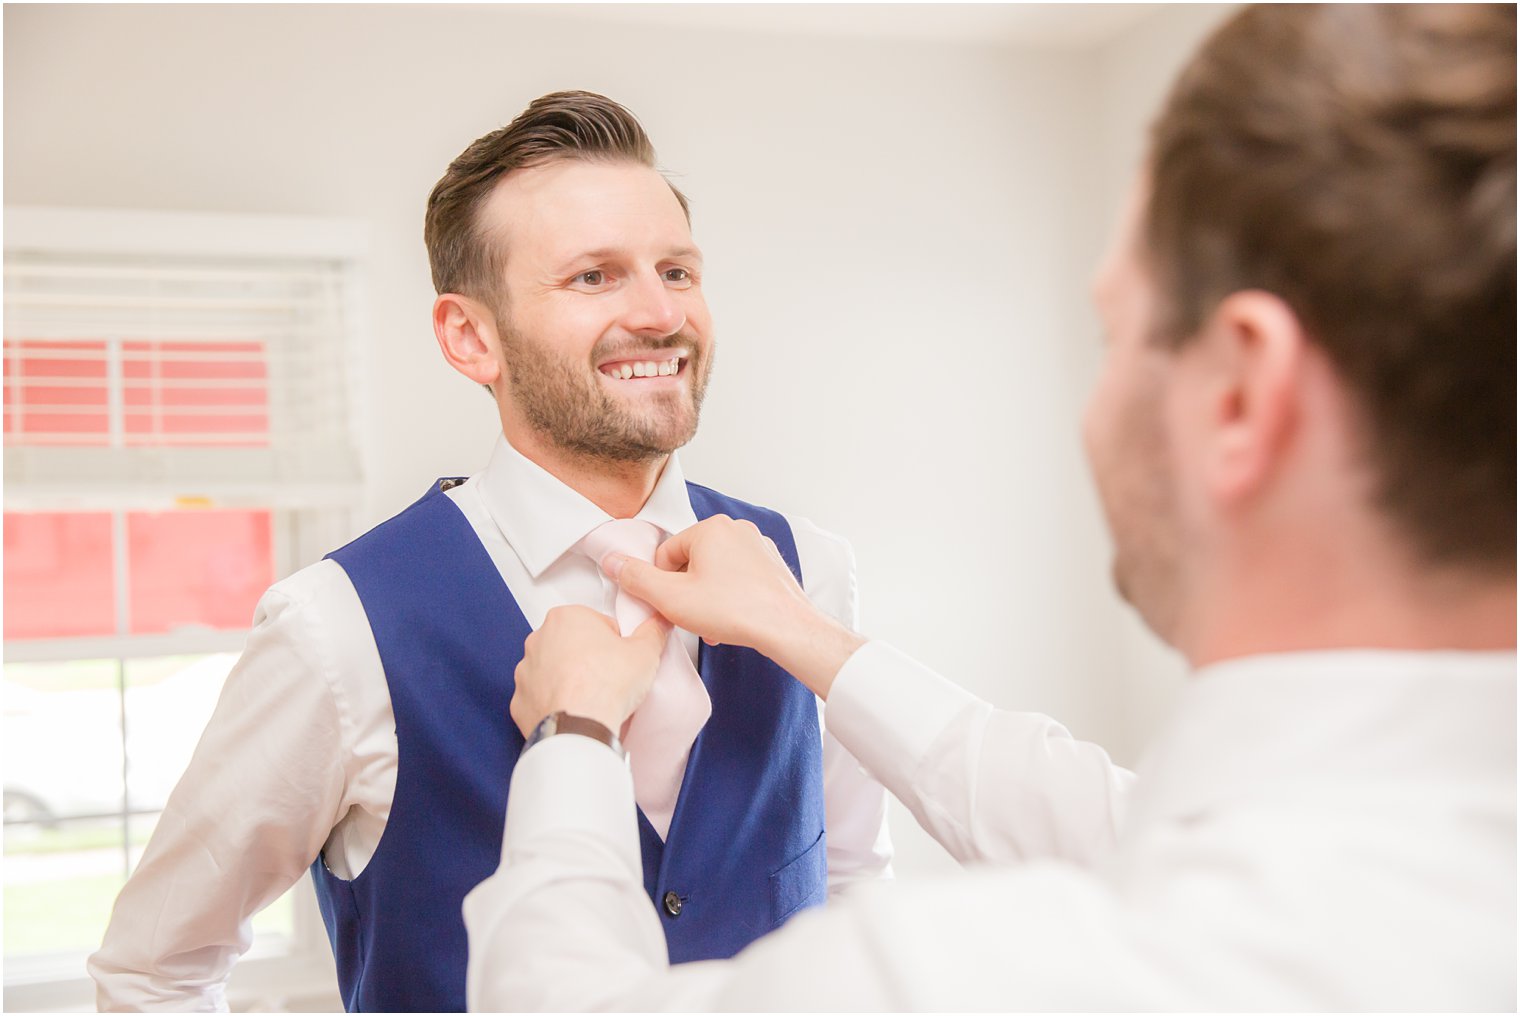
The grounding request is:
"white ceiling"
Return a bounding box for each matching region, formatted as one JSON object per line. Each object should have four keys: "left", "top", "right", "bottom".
{"left": 506, "top": 3, "right": 1161, "bottom": 50}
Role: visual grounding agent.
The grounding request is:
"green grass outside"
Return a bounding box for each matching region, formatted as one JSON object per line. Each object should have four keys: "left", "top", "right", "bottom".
{"left": 5, "top": 819, "right": 153, "bottom": 856}
{"left": 5, "top": 651, "right": 293, "bottom": 963}
{"left": 5, "top": 871, "right": 124, "bottom": 956}
{"left": 5, "top": 872, "right": 295, "bottom": 958}
{"left": 5, "top": 659, "right": 120, "bottom": 693}
{"left": 6, "top": 655, "right": 219, "bottom": 693}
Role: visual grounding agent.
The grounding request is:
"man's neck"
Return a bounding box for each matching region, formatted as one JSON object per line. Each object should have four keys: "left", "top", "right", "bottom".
{"left": 500, "top": 425, "right": 666, "bottom": 520}
{"left": 1179, "top": 543, "right": 1517, "bottom": 669}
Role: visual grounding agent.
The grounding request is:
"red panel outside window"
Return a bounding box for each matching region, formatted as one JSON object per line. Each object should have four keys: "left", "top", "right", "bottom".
{"left": 5, "top": 336, "right": 277, "bottom": 641}
{"left": 2, "top": 509, "right": 274, "bottom": 640}
{"left": 3, "top": 340, "right": 111, "bottom": 443}
{"left": 2, "top": 513, "right": 116, "bottom": 639}
{"left": 127, "top": 510, "right": 273, "bottom": 634}
{"left": 121, "top": 340, "right": 269, "bottom": 447}
{"left": 4, "top": 339, "right": 269, "bottom": 447}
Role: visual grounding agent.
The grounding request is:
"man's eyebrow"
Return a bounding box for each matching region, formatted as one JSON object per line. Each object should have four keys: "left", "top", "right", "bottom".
{"left": 551, "top": 246, "right": 704, "bottom": 273}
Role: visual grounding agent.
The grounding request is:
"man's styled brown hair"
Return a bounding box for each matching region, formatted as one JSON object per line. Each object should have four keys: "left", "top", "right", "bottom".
{"left": 1145, "top": 4, "right": 1516, "bottom": 571}
{"left": 424, "top": 90, "right": 690, "bottom": 308}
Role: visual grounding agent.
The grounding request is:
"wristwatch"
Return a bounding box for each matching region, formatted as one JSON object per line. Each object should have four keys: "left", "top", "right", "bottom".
{"left": 522, "top": 711, "right": 625, "bottom": 759}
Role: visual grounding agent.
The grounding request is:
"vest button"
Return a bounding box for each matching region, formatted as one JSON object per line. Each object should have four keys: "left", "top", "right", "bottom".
{"left": 662, "top": 890, "right": 683, "bottom": 918}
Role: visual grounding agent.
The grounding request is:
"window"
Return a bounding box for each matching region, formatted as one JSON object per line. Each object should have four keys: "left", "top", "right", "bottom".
{"left": 5, "top": 337, "right": 272, "bottom": 448}
{"left": 3, "top": 208, "right": 364, "bottom": 1010}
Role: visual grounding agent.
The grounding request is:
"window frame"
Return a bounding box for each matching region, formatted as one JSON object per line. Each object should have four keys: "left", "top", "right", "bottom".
{"left": 3, "top": 206, "right": 368, "bottom": 1011}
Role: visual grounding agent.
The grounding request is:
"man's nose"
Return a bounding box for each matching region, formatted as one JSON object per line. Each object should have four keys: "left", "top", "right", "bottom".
{"left": 621, "top": 271, "right": 686, "bottom": 337}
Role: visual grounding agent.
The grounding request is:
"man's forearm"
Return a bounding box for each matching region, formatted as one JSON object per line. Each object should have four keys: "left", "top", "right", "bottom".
{"left": 756, "top": 597, "right": 865, "bottom": 700}
{"left": 462, "top": 736, "right": 710, "bottom": 1010}
{"left": 90, "top": 579, "right": 354, "bottom": 1011}
{"left": 823, "top": 642, "right": 1135, "bottom": 866}
{"left": 466, "top": 646, "right": 1137, "bottom": 1011}
{"left": 88, "top": 805, "right": 245, "bottom": 1012}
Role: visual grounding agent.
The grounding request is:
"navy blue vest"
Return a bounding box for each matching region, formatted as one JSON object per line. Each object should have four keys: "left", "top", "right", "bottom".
{"left": 312, "top": 480, "right": 827, "bottom": 1012}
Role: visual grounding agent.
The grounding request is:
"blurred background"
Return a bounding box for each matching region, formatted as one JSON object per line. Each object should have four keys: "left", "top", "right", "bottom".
{"left": 4, "top": 3, "right": 1233, "bottom": 1010}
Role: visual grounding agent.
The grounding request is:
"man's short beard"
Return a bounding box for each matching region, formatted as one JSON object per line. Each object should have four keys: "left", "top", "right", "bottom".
{"left": 497, "top": 315, "right": 711, "bottom": 464}
{"left": 1102, "top": 383, "right": 1185, "bottom": 643}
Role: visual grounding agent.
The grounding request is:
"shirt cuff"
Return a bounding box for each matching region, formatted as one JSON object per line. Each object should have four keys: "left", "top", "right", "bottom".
{"left": 504, "top": 733, "right": 643, "bottom": 879}
{"left": 824, "top": 640, "right": 981, "bottom": 786}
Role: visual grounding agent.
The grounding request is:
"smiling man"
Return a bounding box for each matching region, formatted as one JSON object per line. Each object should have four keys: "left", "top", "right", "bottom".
{"left": 89, "top": 92, "right": 891, "bottom": 1012}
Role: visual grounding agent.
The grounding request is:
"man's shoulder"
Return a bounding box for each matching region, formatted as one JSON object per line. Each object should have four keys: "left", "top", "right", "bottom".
{"left": 781, "top": 513, "right": 853, "bottom": 556}
{"left": 328, "top": 480, "right": 467, "bottom": 562}
{"left": 682, "top": 481, "right": 785, "bottom": 525}
{"left": 259, "top": 556, "right": 362, "bottom": 619}
{"left": 681, "top": 483, "right": 843, "bottom": 541}
{"left": 684, "top": 481, "right": 857, "bottom": 615}
{"left": 256, "top": 484, "right": 461, "bottom": 623}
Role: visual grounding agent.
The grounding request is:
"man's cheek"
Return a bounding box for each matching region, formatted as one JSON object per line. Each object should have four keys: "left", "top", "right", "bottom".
{"left": 1080, "top": 376, "right": 1117, "bottom": 468}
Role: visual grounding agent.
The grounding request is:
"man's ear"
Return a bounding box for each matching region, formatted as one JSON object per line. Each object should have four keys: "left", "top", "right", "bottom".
{"left": 433, "top": 293, "right": 503, "bottom": 388}
{"left": 1197, "top": 290, "right": 1307, "bottom": 506}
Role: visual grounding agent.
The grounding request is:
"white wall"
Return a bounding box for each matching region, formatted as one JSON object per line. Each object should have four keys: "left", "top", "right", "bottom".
{"left": 4, "top": 3, "right": 1232, "bottom": 885}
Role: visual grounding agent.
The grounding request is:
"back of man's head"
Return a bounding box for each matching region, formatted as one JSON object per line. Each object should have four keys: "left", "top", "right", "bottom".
{"left": 1145, "top": 4, "right": 1515, "bottom": 574}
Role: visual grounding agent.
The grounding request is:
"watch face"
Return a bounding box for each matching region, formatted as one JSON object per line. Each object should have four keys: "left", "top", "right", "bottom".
{"left": 524, "top": 713, "right": 558, "bottom": 751}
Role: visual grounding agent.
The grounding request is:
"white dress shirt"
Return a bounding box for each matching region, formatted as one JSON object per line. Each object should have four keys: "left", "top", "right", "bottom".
{"left": 464, "top": 645, "right": 1517, "bottom": 1011}
{"left": 89, "top": 437, "right": 892, "bottom": 1011}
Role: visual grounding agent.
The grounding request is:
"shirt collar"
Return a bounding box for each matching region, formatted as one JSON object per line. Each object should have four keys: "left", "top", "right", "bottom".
{"left": 476, "top": 434, "right": 698, "bottom": 579}
{"left": 1123, "top": 649, "right": 1517, "bottom": 833}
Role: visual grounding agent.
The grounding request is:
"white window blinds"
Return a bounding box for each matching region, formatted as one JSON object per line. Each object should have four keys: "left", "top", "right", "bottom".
{"left": 4, "top": 241, "right": 361, "bottom": 509}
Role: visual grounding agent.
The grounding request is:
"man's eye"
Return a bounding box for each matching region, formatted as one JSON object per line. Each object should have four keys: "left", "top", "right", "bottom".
{"left": 664, "top": 268, "right": 690, "bottom": 283}
{"left": 576, "top": 270, "right": 606, "bottom": 286}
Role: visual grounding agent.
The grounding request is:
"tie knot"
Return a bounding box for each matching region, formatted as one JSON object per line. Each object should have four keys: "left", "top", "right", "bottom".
{"left": 578, "top": 517, "right": 662, "bottom": 572}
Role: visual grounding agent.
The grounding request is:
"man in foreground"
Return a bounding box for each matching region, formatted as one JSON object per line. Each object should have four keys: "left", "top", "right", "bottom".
{"left": 465, "top": 5, "right": 1515, "bottom": 1009}
{"left": 90, "top": 92, "right": 890, "bottom": 1011}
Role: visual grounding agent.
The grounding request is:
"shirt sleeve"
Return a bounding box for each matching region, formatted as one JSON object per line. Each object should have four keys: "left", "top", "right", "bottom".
{"left": 825, "top": 641, "right": 1135, "bottom": 866}
{"left": 463, "top": 732, "right": 1163, "bottom": 1012}
{"left": 87, "top": 563, "right": 361, "bottom": 1012}
{"left": 785, "top": 514, "right": 894, "bottom": 892}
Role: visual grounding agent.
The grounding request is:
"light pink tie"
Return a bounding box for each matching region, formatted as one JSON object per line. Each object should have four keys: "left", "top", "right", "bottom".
{"left": 578, "top": 518, "right": 711, "bottom": 840}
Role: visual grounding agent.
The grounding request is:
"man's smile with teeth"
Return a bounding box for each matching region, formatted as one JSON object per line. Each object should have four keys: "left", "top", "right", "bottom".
{"left": 599, "top": 356, "right": 685, "bottom": 380}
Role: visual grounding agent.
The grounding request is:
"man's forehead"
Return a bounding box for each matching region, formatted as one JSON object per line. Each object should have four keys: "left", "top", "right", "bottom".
{"left": 481, "top": 160, "right": 693, "bottom": 259}
{"left": 542, "top": 243, "right": 703, "bottom": 274}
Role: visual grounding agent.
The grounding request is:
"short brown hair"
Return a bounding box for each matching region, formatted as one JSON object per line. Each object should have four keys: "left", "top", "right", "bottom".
{"left": 1145, "top": 4, "right": 1516, "bottom": 571}
{"left": 424, "top": 90, "right": 690, "bottom": 306}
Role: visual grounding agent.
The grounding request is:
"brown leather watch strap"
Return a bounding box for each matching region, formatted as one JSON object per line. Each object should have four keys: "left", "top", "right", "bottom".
{"left": 522, "top": 711, "right": 625, "bottom": 758}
